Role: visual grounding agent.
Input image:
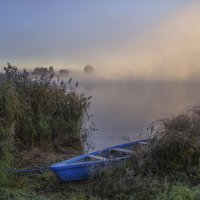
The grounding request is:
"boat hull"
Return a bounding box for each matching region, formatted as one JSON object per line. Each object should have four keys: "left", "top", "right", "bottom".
{"left": 50, "top": 157, "right": 128, "bottom": 181}
{"left": 52, "top": 165, "right": 90, "bottom": 181}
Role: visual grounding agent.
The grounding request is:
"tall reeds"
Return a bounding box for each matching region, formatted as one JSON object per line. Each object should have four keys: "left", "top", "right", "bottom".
{"left": 0, "top": 84, "right": 23, "bottom": 186}
{"left": 0, "top": 63, "right": 92, "bottom": 187}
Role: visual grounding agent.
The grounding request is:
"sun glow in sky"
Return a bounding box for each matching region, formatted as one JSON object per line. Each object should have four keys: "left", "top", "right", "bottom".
{"left": 0, "top": 0, "right": 199, "bottom": 80}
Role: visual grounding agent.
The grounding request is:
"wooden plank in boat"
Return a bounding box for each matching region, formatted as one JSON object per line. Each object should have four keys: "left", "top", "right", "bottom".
{"left": 88, "top": 155, "right": 108, "bottom": 161}
{"left": 112, "top": 148, "right": 133, "bottom": 154}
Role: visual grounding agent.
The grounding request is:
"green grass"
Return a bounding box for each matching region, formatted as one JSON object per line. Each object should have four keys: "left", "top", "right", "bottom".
{"left": 156, "top": 184, "right": 200, "bottom": 200}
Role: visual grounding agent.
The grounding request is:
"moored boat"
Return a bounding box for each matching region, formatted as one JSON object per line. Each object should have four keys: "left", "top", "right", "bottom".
{"left": 49, "top": 139, "right": 148, "bottom": 181}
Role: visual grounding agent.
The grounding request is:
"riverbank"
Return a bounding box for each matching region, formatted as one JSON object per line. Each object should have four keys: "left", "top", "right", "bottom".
{"left": 2, "top": 141, "right": 200, "bottom": 200}
{"left": 6, "top": 146, "right": 86, "bottom": 200}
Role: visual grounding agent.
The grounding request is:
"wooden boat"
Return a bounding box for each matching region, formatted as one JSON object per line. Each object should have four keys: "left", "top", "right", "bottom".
{"left": 49, "top": 139, "right": 148, "bottom": 181}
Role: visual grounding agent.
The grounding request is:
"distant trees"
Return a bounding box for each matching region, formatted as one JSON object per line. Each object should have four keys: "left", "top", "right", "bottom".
{"left": 49, "top": 66, "right": 54, "bottom": 74}
{"left": 31, "top": 65, "right": 95, "bottom": 76}
{"left": 33, "top": 66, "right": 54, "bottom": 75}
{"left": 84, "top": 65, "right": 94, "bottom": 73}
{"left": 59, "top": 69, "right": 69, "bottom": 76}
{"left": 33, "top": 67, "right": 48, "bottom": 75}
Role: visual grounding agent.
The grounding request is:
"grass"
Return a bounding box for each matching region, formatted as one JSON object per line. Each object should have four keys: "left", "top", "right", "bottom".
{"left": 161, "top": 184, "right": 200, "bottom": 200}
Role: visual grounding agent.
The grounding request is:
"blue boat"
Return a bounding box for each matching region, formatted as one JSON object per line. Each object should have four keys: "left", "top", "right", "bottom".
{"left": 49, "top": 139, "right": 148, "bottom": 181}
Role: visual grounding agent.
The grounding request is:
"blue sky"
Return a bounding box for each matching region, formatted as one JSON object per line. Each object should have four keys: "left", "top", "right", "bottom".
{"left": 0, "top": 1, "right": 192, "bottom": 70}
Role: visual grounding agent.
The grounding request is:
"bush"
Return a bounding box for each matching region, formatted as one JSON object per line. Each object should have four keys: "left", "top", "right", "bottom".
{"left": 140, "top": 109, "right": 200, "bottom": 181}
{"left": 88, "top": 107, "right": 200, "bottom": 200}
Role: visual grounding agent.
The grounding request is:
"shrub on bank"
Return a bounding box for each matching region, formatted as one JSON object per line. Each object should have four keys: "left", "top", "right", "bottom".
{"left": 89, "top": 108, "right": 200, "bottom": 200}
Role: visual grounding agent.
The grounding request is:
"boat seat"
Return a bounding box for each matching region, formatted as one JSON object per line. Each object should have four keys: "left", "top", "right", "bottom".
{"left": 88, "top": 155, "right": 108, "bottom": 161}
{"left": 112, "top": 148, "right": 133, "bottom": 154}
{"left": 137, "top": 141, "right": 147, "bottom": 145}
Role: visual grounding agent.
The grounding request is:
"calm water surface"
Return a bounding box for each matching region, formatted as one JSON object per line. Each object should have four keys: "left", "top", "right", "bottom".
{"left": 63, "top": 74, "right": 200, "bottom": 150}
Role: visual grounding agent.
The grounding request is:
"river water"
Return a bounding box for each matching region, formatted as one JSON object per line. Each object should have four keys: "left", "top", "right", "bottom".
{"left": 62, "top": 73, "right": 200, "bottom": 150}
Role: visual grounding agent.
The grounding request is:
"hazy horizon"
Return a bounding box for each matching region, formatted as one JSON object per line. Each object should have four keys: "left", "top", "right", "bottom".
{"left": 1, "top": 1, "right": 200, "bottom": 81}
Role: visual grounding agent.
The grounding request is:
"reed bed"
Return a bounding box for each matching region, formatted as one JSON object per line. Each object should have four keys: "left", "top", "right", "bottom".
{"left": 0, "top": 63, "right": 92, "bottom": 187}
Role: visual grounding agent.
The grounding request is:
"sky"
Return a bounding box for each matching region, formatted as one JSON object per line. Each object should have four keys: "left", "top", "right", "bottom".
{"left": 0, "top": 0, "right": 199, "bottom": 80}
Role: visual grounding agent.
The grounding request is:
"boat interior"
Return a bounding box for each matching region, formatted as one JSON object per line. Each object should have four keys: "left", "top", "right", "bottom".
{"left": 73, "top": 141, "right": 147, "bottom": 163}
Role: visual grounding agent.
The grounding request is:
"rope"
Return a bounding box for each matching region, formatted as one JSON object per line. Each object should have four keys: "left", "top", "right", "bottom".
{"left": 11, "top": 166, "right": 49, "bottom": 174}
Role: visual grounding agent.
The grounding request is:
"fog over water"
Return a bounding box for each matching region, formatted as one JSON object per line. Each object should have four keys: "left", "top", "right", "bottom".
{"left": 64, "top": 73, "right": 200, "bottom": 150}
{"left": 2, "top": 0, "right": 200, "bottom": 150}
